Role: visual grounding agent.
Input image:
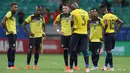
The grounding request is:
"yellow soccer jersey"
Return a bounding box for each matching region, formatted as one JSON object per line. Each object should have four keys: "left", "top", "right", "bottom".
{"left": 5, "top": 11, "right": 16, "bottom": 35}
{"left": 103, "top": 13, "right": 118, "bottom": 33}
{"left": 55, "top": 13, "right": 72, "bottom": 36}
{"left": 71, "top": 9, "right": 89, "bottom": 34}
{"left": 25, "top": 14, "right": 45, "bottom": 38}
{"left": 89, "top": 17, "right": 104, "bottom": 42}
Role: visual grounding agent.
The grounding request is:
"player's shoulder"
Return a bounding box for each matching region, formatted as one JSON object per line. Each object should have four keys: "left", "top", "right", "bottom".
{"left": 28, "top": 14, "right": 34, "bottom": 18}
{"left": 6, "top": 11, "right": 12, "bottom": 16}
{"left": 98, "top": 17, "right": 103, "bottom": 20}
{"left": 7, "top": 11, "right": 12, "bottom": 14}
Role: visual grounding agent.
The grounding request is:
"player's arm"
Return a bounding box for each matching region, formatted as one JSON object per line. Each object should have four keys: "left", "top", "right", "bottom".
{"left": 71, "top": 15, "right": 75, "bottom": 27}
{"left": 23, "top": 16, "right": 34, "bottom": 36}
{"left": 103, "top": 19, "right": 108, "bottom": 34}
{"left": 53, "top": 14, "right": 63, "bottom": 35}
{"left": 1, "top": 12, "right": 13, "bottom": 34}
{"left": 42, "top": 17, "right": 46, "bottom": 37}
{"left": 87, "top": 20, "right": 90, "bottom": 41}
{"left": 115, "top": 19, "right": 123, "bottom": 32}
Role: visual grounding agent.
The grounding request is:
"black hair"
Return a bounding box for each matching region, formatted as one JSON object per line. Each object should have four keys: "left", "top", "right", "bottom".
{"left": 90, "top": 8, "right": 98, "bottom": 11}
{"left": 62, "top": 3, "right": 70, "bottom": 7}
{"left": 10, "top": 2, "right": 17, "bottom": 7}
{"left": 99, "top": 5, "right": 107, "bottom": 9}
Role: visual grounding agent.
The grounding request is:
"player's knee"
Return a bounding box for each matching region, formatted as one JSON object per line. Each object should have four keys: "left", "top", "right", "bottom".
{"left": 64, "top": 48, "right": 68, "bottom": 50}
{"left": 35, "top": 50, "right": 40, "bottom": 54}
{"left": 106, "top": 50, "right": 111, "bottom": 53}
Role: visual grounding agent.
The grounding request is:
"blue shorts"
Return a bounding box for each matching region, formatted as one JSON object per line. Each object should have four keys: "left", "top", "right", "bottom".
{"left": 70, "top": 33, "right": 88, "bottom": 51}
{"left": 89, "top": 42, "right": 102, "bottom": 53}
{"left": 104, "top": 33, "right": 115, "bottom": 51}
{"left": 29, "top": 37, "right": 42, "bottom": 51}
{"left": 7, "top": 34, "right": 17, "bottom": 49}
{"left": 61, "top": 35, "right": 71, "bottom": 48}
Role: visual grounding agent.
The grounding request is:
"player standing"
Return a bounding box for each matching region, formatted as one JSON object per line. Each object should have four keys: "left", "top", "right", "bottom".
{"left": 100, "top": 5, "right": 123, "bottom": 71}
{"left": 23, "top": 6, "right": 45, "bottom": 70}
{"left": 68, "top": 3, "right": 89, "bottom": 73}
{"left": 53, "top": 4, "right": 80, "bottom": 72}
{"left": 1, "top": 2, "right": 18, "bottom": 70}
{"left": 88, "top": 8, "right": 104, "bottom": 70}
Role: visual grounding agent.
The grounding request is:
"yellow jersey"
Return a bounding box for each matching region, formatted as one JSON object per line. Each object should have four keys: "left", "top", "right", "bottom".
{"left": 55, "top": 13, "right": 72, "bottom": 36}
{"left": 5, "top": 11, "right": 16, "bottom": 35}
{"left": 71, "top": 9, "right": 89, "bottom": 34}
{"left": 103, "top": 13, "right": 118, "bottom": 33}
{"left": 89, "top": 17, "right": 104, "bottom": 42}
{"left": 25, "top": 14, "right": 45, "bottom": 38}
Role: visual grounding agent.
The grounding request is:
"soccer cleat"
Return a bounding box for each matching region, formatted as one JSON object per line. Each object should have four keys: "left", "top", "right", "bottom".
{"left": 9, "top": 66, "right": 19, "bottom": 70}
{"left": 90, "top": 66, "right": 98, "bottom": 70}
{"left": 85, "top": 68, "right": 90, "bottom": 73}
{"left": 33, "top": 65, "right": 40, "bottom": 70}
{"left": 74, "top": 66, "right": 80, "bottom": 70}
{"left": 67, "top": 68, "right": 74, "bottom": 72}
{"left": 100, "top": 66, "right": 107, "bottom": 71}
{"left": 64, "top": 66, "right": 70, "bottom": 72}
{"left": 25, "top": 65, "right": 30, "bottom": 70}
{"left": 108, "top": 68, "right": 114, "bottom": 71}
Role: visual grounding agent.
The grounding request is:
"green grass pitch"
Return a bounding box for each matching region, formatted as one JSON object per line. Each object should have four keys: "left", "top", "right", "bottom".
{"left": 0, "top": 54, "right": 129, "bottom": 73}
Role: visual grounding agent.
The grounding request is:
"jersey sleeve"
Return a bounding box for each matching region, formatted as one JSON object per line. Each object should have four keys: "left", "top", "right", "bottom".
{"left": 25, "top": 16, "right": 31, "bottom": 23}
{"left": 100, "top": 18, "right": 105, "bottom": 27}
{"left": 5, "top": 11, "right": 12, "bottom": 18}
{"left": 43, "top": 17, "right": 45, "bottom": 24}
{"left": 55, "top": 14, "right": 60, "bottom": 22}
{"left": 113, "top": 14, "right": 118, "bottom": 21}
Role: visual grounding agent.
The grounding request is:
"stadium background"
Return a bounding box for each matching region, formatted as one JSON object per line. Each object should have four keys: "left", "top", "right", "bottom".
{"left": 0, "top": 0, "right": 130, "bottom": 56}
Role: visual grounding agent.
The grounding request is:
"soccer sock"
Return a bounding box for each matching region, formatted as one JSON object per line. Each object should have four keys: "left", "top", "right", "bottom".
{"left": 7, "top": 48, "right": 12, "bottom": 67}
{"left": 108, "top": 53, "right": 113, "bottom": 68}
{"left": 95, "top": 53, "right": 99, "bottom": 67}
{"left": 75, "top": 53, "right": 78, "bottom": 66}
{"left": 82, "top": 50, "right": 89, "bottom": 68}
{"left": 27, "top": 50, "right": 32, "bottom": 65}
{"left": 11, "top": 49, "right": 16, "bottom": 66}
{"left": 63, "top": 49, "right": 68, "bottom": 66}
{"left": 105, "top": 53, "right": 110, "bottom": 67}
{"left": 34, "top": 50, "right": 39, "bottom": 66}
{"left": 70, "top": 51, "right": 76, "bottom": 69}
{"left": 91, "top": 53, "right": 96, "bottom": 67}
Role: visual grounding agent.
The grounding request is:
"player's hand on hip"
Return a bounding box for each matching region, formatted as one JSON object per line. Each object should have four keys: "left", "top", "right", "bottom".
{"left": 57, "top": 31, "right": 64, "bottom": 35}
{"left": 28, "top": 32, "right": 34, "bottom": 37}
{"left": 88, "top": 36, "right": 91, "bottom": 41}
{"left": 100, "top": 38, "right": 104, "bottom": 41}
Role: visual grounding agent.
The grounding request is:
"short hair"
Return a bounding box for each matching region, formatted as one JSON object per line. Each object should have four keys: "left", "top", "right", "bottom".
{"left": 90, "top": 8, "right": 97, "bottom": 11}
{"left": 62, "top": 3, "right": 70, "bottom": 7}
{"left": 10, "top": 2, "right": 17, "bottom": 7}
{"left": 99, "top": 5, "right": 107, "bottom": 9}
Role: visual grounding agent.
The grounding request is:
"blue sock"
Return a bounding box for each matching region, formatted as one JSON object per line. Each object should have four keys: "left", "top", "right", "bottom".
{"left": 8, "top": 61, "right": 13, "bottom": 67}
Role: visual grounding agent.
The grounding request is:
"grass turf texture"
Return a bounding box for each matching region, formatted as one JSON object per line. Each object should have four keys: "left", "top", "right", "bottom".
{"left": 0, "top": 54, "right": 129, "bottom": 73}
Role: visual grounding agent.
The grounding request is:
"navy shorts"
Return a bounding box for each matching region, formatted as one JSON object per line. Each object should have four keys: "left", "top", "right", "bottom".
{"left": 61, "top": 35, "right": 71, "bottom": 48}
{"left": 89, "top": 42, "right": 102, "bottom": 53}
{"left": 104, "top": 33, "right": 115, "bottom": 51}
{"left": 70, "top": 33, "right": 88, "bottom": 51}
{"left": 7, "top": 34, "right": 17, "bottom": 49}
{"left": 29, "top": 37, "right": 42, "bottom": 51}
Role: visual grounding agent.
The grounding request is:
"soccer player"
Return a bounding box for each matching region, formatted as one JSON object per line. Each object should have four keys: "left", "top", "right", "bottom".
{"left": 23, "top": 5, "right": 45, "bottom": 70}
{"left": 53, "top": 4, "right": 80, "bottom": 72}
{"left": 88, "top": 8, "right": 104, "bottom": 70}
{"left": 1, "top": 2, "right": 18, "bottom": 70}
{"left": 67, "top": 3, "right": 89, "bottom": 73}
{"left": 99, "top": 5, "right": 123, "bottom": 71}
